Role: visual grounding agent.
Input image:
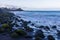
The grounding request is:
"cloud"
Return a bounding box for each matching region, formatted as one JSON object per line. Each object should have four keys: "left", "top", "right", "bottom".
{"left": 0, "top": 0, "right": 60, "bottom": 10}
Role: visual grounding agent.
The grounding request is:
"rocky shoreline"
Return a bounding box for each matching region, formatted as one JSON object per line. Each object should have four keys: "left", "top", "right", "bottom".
{"left": 0, "top": 9, "right": 59, "bottom": 40}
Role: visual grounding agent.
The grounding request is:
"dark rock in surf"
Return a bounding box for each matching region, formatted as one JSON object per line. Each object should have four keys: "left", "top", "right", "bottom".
{"left": 52, "top": 26, "right": 57, "bottom": 29}
{"left": 31, "top": 23, "right": 34, "bottom": 26}
{"left": 47, "top": 35, "right": 55, "bottom": 40}
{"left": 24, "top": 26, "right": 33, "bottom": 32}
{"left": 35, "top": 30, "right": 45, "bottom": 40}
{"left": 44, "top": 26, "right": 50, "bottom": 31}
{"left": 39, "top": 25, "right": 44, "bottom": 28}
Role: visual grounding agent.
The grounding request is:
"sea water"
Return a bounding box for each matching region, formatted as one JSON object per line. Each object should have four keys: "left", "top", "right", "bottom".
{"left": 13, "top": 11, "right": 60, "bottom": 25}
{"left": 12, "top": 11, "right": 60, "bottom": 40}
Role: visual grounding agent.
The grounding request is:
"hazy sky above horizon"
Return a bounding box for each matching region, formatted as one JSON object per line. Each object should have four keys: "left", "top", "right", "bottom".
{"left": 0, "top": 0, "right": 60, "bottom": 10}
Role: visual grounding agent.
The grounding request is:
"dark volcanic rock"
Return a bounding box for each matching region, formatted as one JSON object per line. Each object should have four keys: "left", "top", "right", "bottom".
{"left": 39, "top": 25, "right": 44, "bottom": 28}
{"left": 35, "top": 30, "right": 45, "bottom": 40}
{"left": 57, "top": 30, "right": 60, "bottom": 36}
{"left": 24, "top": 26, "right": 33, "bottom": 32}
{"left": 52, "top": 26, "right": 57, "bottom": 29}
{"left": 47, "top": 35, "right": 55, "bottom": 40}
{"left": 31, "top": 23, "right": 34, "bottom": 26}
{"left": 44, "top": 26, "right": 50, "bottom": 31}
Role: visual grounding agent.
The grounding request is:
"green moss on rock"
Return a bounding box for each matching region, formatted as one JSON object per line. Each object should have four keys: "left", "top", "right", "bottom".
{"left": 2, "top": 24, "right": 10, "bottom": 28}
{"left": 15, "top": 29, "right": 27, "bottom": 36}
{"left": 2, "top": 24, "right": 12, "bottom": 32}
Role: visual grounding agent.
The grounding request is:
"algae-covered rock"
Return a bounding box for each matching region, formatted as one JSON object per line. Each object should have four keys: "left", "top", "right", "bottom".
{"left": 15, "top": 29, "right": 27, "bottom": 36}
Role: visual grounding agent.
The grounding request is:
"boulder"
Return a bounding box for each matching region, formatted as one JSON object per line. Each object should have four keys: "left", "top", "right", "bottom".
{"left": 47, "top": 35, "right": 55, "bottom": 40}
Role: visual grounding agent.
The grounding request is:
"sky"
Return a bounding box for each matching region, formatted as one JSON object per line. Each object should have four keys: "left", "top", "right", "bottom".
{"left": 0, "top": 0, "right": 60, "bottom": 10}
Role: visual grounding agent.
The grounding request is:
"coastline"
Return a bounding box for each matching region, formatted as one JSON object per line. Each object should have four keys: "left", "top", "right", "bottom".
{"left": 0, "top": 9, "right": 60, "bottom": 40}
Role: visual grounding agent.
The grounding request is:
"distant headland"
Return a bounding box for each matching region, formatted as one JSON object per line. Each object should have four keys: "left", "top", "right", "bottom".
{"left": 0, "top": 7, "right": 23, "bottom": 11}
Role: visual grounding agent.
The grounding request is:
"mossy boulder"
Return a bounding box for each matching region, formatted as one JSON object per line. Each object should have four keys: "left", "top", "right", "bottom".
{"left": 2, "top": 24, "right": 12, "bottom": 32}
{"left": 2, "top": 24, "right": 11, "bottom": 29}
{"left": 2, "top": 24, "right": 10, "bottom": 28}
{"left": 15, "top": 29, "right": 27, "bottom": 37}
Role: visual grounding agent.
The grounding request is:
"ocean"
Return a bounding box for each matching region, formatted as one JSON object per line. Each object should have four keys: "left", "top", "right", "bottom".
{"left": 12, "top": 11, "right": 60, "bottom": 40}
{"left": 13, "top": 11, "right": 60, "bottom": 26}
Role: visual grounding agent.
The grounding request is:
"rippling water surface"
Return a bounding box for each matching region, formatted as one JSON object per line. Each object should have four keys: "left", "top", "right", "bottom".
{"left": 13, "top": 11, "right": 60, "bottom": 25}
